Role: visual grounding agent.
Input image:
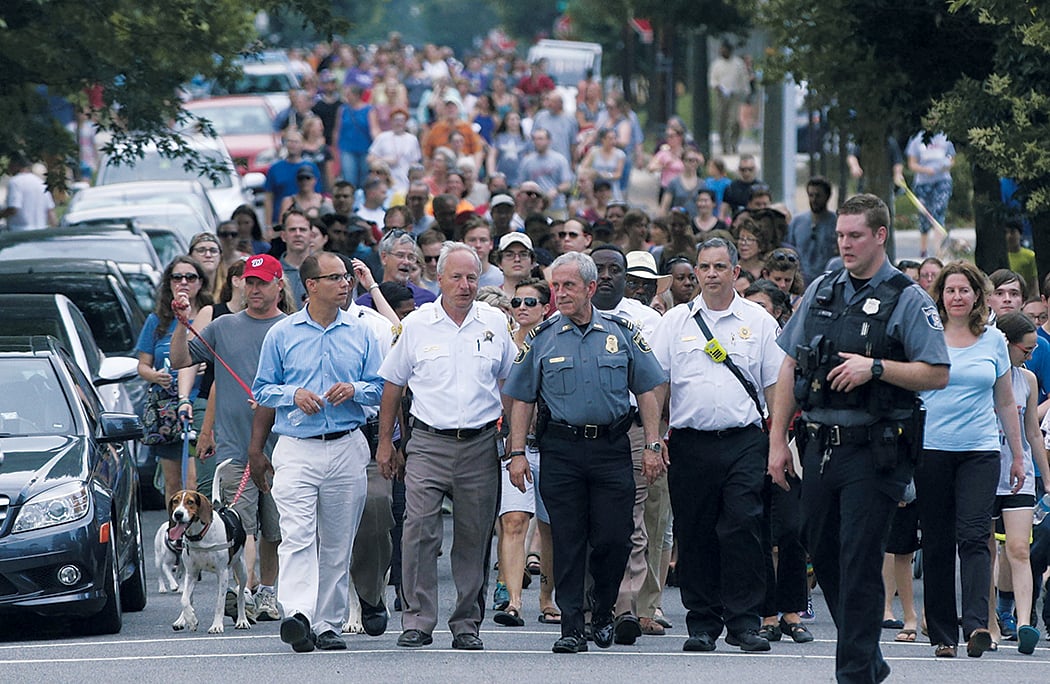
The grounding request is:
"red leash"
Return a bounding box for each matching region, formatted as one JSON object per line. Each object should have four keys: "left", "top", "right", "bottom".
{"left": 175, "top": 307, "right": 255, "bottom": 500}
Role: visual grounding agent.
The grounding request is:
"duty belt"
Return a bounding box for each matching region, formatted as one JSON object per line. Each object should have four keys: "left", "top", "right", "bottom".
{"left": 544, "top": 420, "right": 628, "bottom": 441}
{"left": 805, "top": 422, "right": 872, "bottom": 447}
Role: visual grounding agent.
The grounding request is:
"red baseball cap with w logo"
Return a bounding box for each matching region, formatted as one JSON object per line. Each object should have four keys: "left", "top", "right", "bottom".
{"left": 242, "top": 254, "right": 283, "bottom": 282}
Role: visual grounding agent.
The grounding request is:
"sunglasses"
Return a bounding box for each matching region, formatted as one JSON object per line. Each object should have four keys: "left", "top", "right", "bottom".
{"left": 510, "top": 297, "right": 543, "bottom": 308}
{"left": 170, "top": 273, "right": 200, "bottom": 282}
{"left": 558, "top": 231, "right": 581, "bottom": 239}
{"left": 217, "top": 231, "right": 239, "bottom": 239}
{"left": 423, "top": 255, "right": 439, "bottom": 263}
{"left": 523, "top": 190, "right": 542, "bottom": 198}
{"left": 771, "top": 250, "right": 799, "bottom": 264}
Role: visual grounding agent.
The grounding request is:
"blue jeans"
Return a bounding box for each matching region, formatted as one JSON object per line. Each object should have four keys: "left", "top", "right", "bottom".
{"left": 340, "top": 151, "right": 369, "bottom": 188}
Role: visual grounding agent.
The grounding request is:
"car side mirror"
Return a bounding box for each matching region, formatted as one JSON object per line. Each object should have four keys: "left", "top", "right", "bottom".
{"left": 98, "top": 412, "right": 144, "bottom": 443}
{"left": 94, "top": 356, "right": 139, "bottom": 386}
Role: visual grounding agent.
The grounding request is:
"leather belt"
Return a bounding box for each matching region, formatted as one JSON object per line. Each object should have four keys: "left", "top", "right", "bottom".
{"left": 410, "top": 417, "right": 498, "bottom": 440}
{"left": 688, "top": 425, "right": 757, "bottom": 439}
{"left": 805, "top": 422, "right": 871, "bottom": 447}
{"left": 545, "top": 420, "right": 614, "bottom": 440}
{"left": 307, "top": 429, "right": 352, "bottom": 441}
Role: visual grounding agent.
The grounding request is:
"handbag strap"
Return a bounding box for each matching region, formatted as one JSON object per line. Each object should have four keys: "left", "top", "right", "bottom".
{"left": 688, "top": 301, "right": 768, "bottom": 432}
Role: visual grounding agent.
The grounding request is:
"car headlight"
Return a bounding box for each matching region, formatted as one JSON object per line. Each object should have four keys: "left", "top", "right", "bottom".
{"left": 13, "top": 482, "right": 91, "bottom": 533}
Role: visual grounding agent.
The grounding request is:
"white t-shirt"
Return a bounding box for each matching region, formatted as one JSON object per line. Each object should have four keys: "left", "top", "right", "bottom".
{"left": 6, "top": 171, "right": 55, "bottom": 231}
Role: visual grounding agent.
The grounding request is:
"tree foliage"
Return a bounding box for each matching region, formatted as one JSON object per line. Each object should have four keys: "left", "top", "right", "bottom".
{"left": 0, "top": 0, "right": 344, "bottom": 189}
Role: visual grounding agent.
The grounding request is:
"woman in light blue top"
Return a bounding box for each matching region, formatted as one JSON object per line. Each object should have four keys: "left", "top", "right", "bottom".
{"left": 915, "top": 261, "right": 1026, "bottom": 658}
{"left": 991, "top": 312, "right": 1050, "bottom": 654}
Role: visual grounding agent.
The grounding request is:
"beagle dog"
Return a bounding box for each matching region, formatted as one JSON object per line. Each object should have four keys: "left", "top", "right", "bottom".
{"left": 153, "top": 520, "right": 182, "bottom": 593}
{"left": 168, "top": 460, "right": 250, "bottom": 634}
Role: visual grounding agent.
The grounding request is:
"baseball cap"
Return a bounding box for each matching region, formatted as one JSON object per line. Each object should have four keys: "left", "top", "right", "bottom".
{"left": 242, "top": 254, "right": 283, "bottom": 282}
{"left": 490, "top": 193, "right": 515, "bottom": 209}
{"left": 499, "top": 232, "right": 533, "bottom": 252}
{"left": 296, "top": 166, "right": 316, "bottom": 180}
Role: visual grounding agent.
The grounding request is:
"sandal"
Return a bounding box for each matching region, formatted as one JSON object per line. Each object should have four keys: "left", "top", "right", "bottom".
{"left": 526, "top": 552, "right": 541, "bottom": 575}
{"left": 934, "top": 643, "right": 956, "bottom": 658}
{"left": 494, "top": 607, "right": 525, "bottom": 627}
{"left": 780, "top": 618, "right": 814, "bottom": 643}
{"left": 895, "top": 629, "right": 917, "bottom": 642}
{"left": 538, "top": 608, "right": 562, "bottom": 624}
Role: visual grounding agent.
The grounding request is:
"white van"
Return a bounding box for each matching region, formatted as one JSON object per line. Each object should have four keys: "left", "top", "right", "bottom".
{"left": 526, "top": 40, "right": 603, "bottom": 115}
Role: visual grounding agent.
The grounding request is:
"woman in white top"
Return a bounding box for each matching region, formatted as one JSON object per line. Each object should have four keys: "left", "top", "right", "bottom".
{"left": 991, "top": 312, "right": 1050, "bottom": 654}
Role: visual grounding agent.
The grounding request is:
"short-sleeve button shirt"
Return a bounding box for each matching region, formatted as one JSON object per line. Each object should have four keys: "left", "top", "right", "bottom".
{"left": 378, "top": 298, "right": 517, "bottom": 429}
{"left": 503, "top": 307, "right": 667, "bottom": 426}
{"left": 650, "top": 293, "right": 785, "bottom": 431}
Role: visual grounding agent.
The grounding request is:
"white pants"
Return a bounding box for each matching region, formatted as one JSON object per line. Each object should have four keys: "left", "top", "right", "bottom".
{"left": 271, "top": 431, "right": 369, "bottom": 634}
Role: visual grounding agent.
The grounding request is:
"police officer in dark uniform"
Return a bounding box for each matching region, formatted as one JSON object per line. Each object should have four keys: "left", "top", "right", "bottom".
{"left": 768, "top": 194, "right": 950, "bottom": 684}
{"left": 504, "top": 251, "right": 668, "bottom": 655}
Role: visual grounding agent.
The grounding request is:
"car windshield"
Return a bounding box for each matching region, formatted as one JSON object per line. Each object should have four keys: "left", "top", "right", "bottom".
{"left": 223, "top": 72, "right": 294, "bottom": 95}
{"left": 0, "top": 238, "right": 154, "bottom": 265}
{"left": 101, "top": 150, "right": 233, "bottom": 189}
{"left": 0, "top": 312, "right": 73, "bottom": 355}
{"left": 72, "top": 190, "right": 208, "bottom": 215}
{"left": 0, "top": 276, "right": 136, "bottom": 355}
{"left": 147, "top": 231, "right": 183, "bottom": 266}
{"left": 188, "top": 105, "right": 273, "bottom": 135}
{"left": 0, "top": 358, "right": 74, "bottom": 436}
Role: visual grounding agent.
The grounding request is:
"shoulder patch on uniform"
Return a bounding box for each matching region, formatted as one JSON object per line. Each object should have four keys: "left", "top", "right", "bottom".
{"left": 391, "top": 322, "right": 403, "bottom": 345}
{"left": 922, "top": 306, "right": 943, "bottom": 331}
{"left": 600, "top": 312, "right": 636, "bottom": 331}
{"left": 526, "top": 316, "right": 558, "bottom": 340}
{"left": 632, "top": 330, "right": 652, "bottom": 353}
{"left": 514, "top": 339, "right": 531, "bottom": 364}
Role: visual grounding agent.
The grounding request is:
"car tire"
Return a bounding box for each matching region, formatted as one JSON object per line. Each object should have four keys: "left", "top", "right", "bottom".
{"left": 88, "top": 537, "right": 123, "bottom": 635}
{"left": 120, "top": 508, "right": 148, "bottom": 612}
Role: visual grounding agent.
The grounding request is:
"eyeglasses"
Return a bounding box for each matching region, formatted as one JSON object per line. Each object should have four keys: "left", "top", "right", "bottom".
{"left": 739, "top": 166, "right": 756, "bottom": 173}
{"left": 502, "top": 250, "right": 531, "bottom": 261}
{"left": 1012, "top": 342, "right": 1037, "bottom": 358}
{"left": 737, "top": 236, "right": 758, "bottom": 245}
{"left": 170, "top": 273, "right": 200, "bottom": 282}
{"left": 389, "top": 251, "right": 416, "bottom": 261}
{"left": 217, "top": 231, "right": 239, "bottom": 239}
{"left": 192, "top": 246, "right": 220, "bottom": 256}
{"left": 310, "top": 272, "right": 353, "bottom": 282}
{"left": 558, "top": 231, "right": 581, "bottom": 239}
{"left": 771, "top": 250, "right": 799, "bottom": 264}
{"left": 510, "top": 297, "right": 543, "bottom": 308}
{"left": 423, "top": 255, "right": 440, "bottom": 263}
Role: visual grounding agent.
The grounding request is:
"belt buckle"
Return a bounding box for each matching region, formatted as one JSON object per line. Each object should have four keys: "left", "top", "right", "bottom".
{"left": 828, "top": 425, "right": 842, "bottom": 446}
{"left": 456, "top": 428, "right": 466, "bottom": 441}
{"left": 583, "top": 424, "right": 599, "bottom": 439}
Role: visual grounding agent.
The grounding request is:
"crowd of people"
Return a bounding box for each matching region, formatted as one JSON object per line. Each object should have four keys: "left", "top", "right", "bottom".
{"left": 121, "top": 36, "right": 1049, "bottom": 682}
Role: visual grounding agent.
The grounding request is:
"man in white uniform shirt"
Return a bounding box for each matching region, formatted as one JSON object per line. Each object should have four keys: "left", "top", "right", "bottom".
{"left": 376, "top": 242, "right": 517, "bottom": 651}
{"left": 649, "top": 236, "right": 784, "bottom": 653}
{"left": 2, "top": 156, "right": 56, "bottom": 231}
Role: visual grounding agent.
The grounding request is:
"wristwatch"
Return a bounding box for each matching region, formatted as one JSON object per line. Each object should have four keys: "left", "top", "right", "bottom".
{"left": 871, "top": 359, "right": 884, "bottom": 380}
{"left": 644, "top": 441, "right": 663, "bottom": 453}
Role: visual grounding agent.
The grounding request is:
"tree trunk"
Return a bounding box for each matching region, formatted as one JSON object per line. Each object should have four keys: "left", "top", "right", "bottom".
{"left": 972, "top": 163, "right": 1007, "bottom": 275}
{"left": 858, "top": 136, "right": 894, "bottom": 261}
{"left": 691, "top": 28, "right": 710, "bottom": 156}
{"left": 1031, "top": 211, "right": 1050, "bottom": 294}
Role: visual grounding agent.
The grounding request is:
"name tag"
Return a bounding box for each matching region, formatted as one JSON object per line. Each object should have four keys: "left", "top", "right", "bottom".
{"left": 549, "top": 356, "right": 565, "bottom": 363}
{"left": 680, "top": 335, "right": 697, "bottom": 342}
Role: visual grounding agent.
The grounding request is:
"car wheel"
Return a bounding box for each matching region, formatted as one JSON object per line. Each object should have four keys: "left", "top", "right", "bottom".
{"left": 120, "top": 508, "right": 148, "bottom": 612}
{"left": 88, "top": 537, "right": 123, "bottom": 635}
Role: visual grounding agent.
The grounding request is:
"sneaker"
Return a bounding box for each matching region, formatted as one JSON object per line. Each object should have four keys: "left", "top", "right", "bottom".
{"left": 997, "top": 610, "right": 1017, "bottom": 640}
{"left": 492, "top": 581, "right": 509, "bottom": 611}
{"left": 254, "top": 587, "right": 280, "bottom": 621}
{"left": 799, "top": 596, "right": 815, "bottom": 622}
{"left": 224, "top": 588, "right": 258, "bottom": 624}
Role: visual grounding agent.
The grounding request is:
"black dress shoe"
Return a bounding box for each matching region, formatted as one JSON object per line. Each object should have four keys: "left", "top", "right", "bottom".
{"left": 552, "top": 634, "right": 588, "bottom": 653}
{"left": 683, "top": 633, "right": 717, "bottom": 652}
{"left": 359, "top": 597, "right": 388, "bottom": 637}
{"left": 779, "top": 618, "right": 813, "bottom": 643}
{"left": 614, "top": 613, "right": 642, "bottom": 645}
{"left": 592, "top": 614, "right": 615, "bottom": 648}
{"left": 315, "top": 630, "right": 347, "bottom": 651}
{"left": 451, "top": 633, "right": 484, "bottom": 650}
{"left": 726, "top": 629, "right": 771, "bottom": 652}
{"left": 280, "top": 613, "right": 315, "bottom": 653}
{"left": 396, "top": 629, "right": 433, "bottom": 648}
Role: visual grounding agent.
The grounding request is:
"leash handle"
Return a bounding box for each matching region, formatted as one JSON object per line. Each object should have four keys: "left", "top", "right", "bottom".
{"left": 174, "top": 312, "right": 255, "bottom": 400}
{"left": 229, "top": 464, "right": 252, "bottom": 507}
{"left": 181, "top": 415, "right": 192, "bottom": 489}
